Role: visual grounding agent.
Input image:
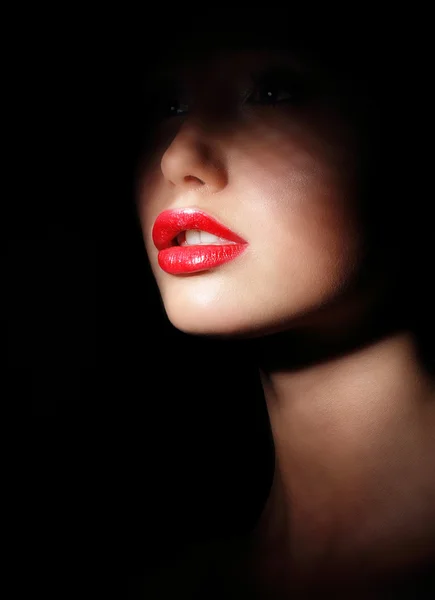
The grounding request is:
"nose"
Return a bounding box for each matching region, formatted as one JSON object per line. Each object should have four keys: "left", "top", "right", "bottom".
{"left": 160, "top": 120, "right": 228, "bottom": 193}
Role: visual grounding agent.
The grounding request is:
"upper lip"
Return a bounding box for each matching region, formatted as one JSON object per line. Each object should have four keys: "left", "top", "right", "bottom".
{"left": 152, "top": 208, "right": 248, "bottom": 250}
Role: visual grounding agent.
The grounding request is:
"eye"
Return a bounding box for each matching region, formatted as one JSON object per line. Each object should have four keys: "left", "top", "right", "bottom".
{"left": 157, "top": 95, "right": 190, "bottom": 120}
{"left": 243, "top": 68, "right": 307, "bottom": 107}
{"left": 166, "top": 100, "right": 189, "bottom": 118}
{"left": 247, "top": 86, "right": 294, "bottom": 105}
{"left": 148, "top": 78, "right": 191, "bottom": 121}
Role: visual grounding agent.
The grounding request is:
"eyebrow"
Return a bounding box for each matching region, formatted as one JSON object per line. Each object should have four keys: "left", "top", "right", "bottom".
{"left": 250, "top": 63, "right": 307, "bottom": 82}
{"left": 145, "top": 49, "right": 315, "bottom": 102}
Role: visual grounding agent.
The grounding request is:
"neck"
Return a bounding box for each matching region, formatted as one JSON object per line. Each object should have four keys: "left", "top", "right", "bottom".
{"left": 247, "top": 327, "right": 435, "bottom": 593}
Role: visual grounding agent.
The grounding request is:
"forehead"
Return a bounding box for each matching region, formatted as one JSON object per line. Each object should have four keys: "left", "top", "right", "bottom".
{"left": 149, "top": 46, "right": 308, "bottom": 86}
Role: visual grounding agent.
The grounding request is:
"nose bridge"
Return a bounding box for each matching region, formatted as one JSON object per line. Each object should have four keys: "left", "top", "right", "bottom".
{"left": 160, "top": 115, "right": 228, "bottom": 191}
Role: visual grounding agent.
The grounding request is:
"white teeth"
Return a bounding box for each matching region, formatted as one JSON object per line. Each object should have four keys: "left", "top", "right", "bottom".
{"left": 199, "top": 230, "right": 225, "bottom": 244}
{"left": 185, "top": 230, "right": 202, "bottom": 245}
{"left": 180, "top": 230, "right": 235, "bottom": 246}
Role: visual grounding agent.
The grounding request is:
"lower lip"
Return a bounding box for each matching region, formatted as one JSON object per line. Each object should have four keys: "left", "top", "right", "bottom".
{"left": 157, "top": 244, "right": 248, "bottom": 275}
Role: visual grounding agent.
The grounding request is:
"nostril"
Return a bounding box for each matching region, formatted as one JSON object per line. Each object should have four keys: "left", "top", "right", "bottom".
{"left": 184, "top": 175, "right": 205, "bottom": 185}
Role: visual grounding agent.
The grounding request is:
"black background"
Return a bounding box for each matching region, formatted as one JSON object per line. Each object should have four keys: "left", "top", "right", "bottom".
{"left": 10, "top": 19, "right": 275, "bottom": 598}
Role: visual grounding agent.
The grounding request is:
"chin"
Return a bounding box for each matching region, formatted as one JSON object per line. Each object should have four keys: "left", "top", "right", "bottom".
{"left": 155, "top": 256, "right": 363, "bottom": 340}
{"left": 163, "top": 298, "right": 253, "bottom": 338}
{"left": 160, "top": 289, "right": 304, "bottom": 340}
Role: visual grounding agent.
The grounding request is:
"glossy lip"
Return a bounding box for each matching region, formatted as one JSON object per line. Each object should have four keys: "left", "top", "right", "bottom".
{"left": 152, "top": 208, "right": 249, "bottom": 275}
{"left": 152, "top": 208, "right": 248, "bottom": 250}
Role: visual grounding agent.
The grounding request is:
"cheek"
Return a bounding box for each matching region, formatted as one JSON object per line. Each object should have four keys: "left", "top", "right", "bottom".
{"left": 229, "top": 127, "right": 364, "bottom": 296}
{"left": 231, "top": 122, "right": 362, "bottom": 243}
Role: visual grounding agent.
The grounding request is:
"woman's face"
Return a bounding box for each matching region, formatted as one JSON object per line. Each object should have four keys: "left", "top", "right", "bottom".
{"left": 136, "top": 48, "right": 373, "bottom": 338}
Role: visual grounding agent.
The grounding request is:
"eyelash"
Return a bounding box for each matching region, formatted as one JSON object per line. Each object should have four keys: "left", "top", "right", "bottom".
{"left": 155, "top": 73, "right": 303, "bottom": 119}
{"left": 243, "top": 73, "right": 302, "bottom": 107}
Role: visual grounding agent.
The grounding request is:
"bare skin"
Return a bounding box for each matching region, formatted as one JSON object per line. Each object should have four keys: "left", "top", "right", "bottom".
{"left": 247, "top": 331, "right": 435, "bottom": 597}
{"left": 136, "top": 48, "right": 435, "bottom": 597}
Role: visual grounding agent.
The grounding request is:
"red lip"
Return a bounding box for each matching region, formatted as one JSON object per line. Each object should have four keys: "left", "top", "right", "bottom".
{"left": 152, "top": 208, "right": 249, "bottom": 275}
